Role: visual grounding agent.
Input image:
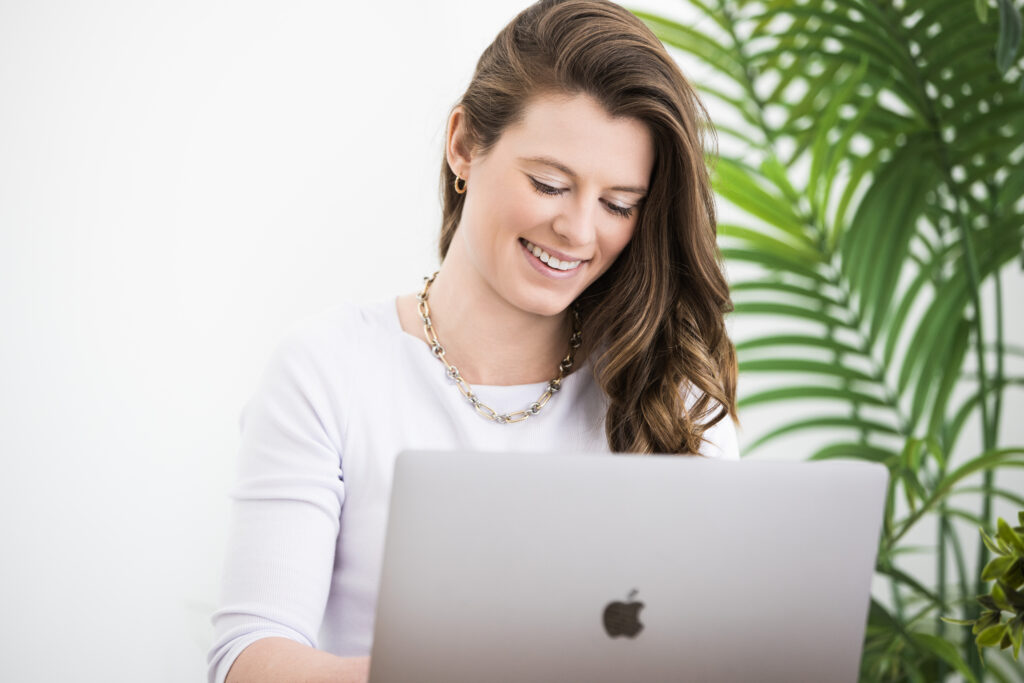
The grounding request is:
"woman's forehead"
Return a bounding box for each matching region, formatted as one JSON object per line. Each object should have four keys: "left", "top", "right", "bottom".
{"left": 493, "top": 93, "right": 654, "bottom": 187}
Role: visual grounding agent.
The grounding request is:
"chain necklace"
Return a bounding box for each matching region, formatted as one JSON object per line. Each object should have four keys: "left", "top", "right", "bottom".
{"left": 416, "top": 271, "right": 582, "bottom": 424}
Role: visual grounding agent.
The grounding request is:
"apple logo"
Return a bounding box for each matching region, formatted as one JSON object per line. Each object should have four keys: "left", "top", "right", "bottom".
{"left": 602, "top": 589, "right": 645, "bottom": 638}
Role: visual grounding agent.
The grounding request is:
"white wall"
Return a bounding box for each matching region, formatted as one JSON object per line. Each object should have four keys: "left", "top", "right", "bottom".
{"left": 0, "top": 2, "right": 1020, "bottom": 681}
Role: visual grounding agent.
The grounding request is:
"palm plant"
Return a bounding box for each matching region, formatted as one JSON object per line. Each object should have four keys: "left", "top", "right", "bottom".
{"left": 631, "top": 0, "right": 1024, "bottom": 679}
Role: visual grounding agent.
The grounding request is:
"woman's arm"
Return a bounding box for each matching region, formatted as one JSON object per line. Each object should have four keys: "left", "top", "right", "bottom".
{"left": 226, "top": 639, "right": 369, "bottom": 683}
{"left": 209, "top": 322, "right": 351, "bottom": 682}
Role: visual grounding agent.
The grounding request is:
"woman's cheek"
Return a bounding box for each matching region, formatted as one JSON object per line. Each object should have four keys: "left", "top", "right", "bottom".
{"left": 501, "top": 186, "right": 546, "bottom": 233}
{"left": 590, "top": 222, "right": 635, "bottom": 278}
{"left": 608, "top": 222, "right": 637, "bottom": 258}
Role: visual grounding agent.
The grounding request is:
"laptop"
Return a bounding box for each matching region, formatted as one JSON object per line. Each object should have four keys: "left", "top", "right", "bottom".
{"left": 368, "top": 451, "right": 888, "bottom": 682}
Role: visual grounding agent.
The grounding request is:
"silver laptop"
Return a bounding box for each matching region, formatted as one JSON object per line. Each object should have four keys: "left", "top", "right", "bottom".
{"left": 369, "top": 451, "right": 887, "bottom": 682}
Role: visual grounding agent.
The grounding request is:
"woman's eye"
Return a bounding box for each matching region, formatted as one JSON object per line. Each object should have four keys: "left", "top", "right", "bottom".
{"left": 605, "top": 201, "right": 634, "bottom": 219}
{"left": 529, "top": 177, "right": 564, "bottom": 196}
{"left": 530, "top": 176, "right": 634, "bottom": 219}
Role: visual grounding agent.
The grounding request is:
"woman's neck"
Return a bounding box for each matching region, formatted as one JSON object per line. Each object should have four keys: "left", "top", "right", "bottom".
{"left": 397, "top": 247, "right": 572, "bottom": 386}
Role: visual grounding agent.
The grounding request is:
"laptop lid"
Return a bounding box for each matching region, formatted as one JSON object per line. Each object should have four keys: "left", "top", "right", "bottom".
{"left": 369, "top": 451, "right": 887, "bottom": 683}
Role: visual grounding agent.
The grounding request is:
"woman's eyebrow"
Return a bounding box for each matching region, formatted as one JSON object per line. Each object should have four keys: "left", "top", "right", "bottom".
{"left": 519, "top": 155, "right": 648, "bottom": 195}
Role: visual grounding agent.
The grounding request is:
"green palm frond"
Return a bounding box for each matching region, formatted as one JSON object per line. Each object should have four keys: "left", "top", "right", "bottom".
{"left": 636, "top": 0, "right": 1024, "bottom": 678}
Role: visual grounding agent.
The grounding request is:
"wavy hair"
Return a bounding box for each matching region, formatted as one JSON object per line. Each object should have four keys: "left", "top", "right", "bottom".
{"left": 438, "top": 0, "right": 737, "bottom": 454}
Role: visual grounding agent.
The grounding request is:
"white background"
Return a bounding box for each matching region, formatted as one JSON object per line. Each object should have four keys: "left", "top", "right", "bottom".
{"left": 1, "top": 1, "right": 1020, "bottom": 681}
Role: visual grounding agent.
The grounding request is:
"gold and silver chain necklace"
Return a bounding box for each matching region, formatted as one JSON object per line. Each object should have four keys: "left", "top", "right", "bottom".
{"left": 416, "top": 271, "right": 581, "bottom": 424}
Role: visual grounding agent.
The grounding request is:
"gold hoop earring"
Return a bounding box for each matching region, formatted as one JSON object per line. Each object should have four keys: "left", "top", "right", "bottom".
{"left": 454, "top": 175, "right": 467, "bottom": 194}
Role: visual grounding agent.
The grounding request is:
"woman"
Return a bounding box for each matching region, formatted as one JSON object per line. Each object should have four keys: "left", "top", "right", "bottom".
{"left": 208, "top": 1, "right": 739, "bottom": 681}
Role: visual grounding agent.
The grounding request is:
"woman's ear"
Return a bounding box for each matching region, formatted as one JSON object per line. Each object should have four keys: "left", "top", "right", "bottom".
{"left": 445, "top": 106, "right": 474, "bottom": 181}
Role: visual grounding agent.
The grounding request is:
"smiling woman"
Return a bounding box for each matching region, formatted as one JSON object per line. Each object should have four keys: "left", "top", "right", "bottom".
{"left": 425, "top": 93, "right": 653, "bottom": 321}
{"left": 208, "top": 1, "right": 738, "bottom": 682}
{"left": 427, "top": 0, "right": 737, "bottom": 453}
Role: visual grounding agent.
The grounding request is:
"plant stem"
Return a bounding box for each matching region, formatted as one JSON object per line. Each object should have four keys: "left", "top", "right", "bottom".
{"left": 992, "top": 269, "right": 1005, "bottom": 447}
{"left": 948, "top": 181, "right": 995, "bottom": 678}
{"left": 944, "top": 515, "right": 976, "bottom": 674}
{"left": 937, "top": 503, "right": 949, "bottom": 680}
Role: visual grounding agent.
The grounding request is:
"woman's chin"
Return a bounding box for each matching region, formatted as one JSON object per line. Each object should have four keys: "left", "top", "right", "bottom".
{"left": 513, "top": 294, "right": 578, "bottom": 319}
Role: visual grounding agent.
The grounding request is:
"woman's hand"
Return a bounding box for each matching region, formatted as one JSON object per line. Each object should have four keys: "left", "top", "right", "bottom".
{"left": 226, "top": 637, "right": 370, "bottom": 683}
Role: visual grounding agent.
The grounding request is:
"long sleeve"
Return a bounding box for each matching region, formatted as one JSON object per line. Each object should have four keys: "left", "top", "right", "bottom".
{"left": 207, "top": 329, "right": 347, "bottom": 683}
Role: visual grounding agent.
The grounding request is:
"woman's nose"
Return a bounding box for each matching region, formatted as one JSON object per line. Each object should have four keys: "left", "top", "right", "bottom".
{"left": 551, "top": 196, "right": 597, "bottom": 247}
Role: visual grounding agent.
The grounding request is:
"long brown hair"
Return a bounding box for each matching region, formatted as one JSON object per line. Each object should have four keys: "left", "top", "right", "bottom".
{"left": 438, "top": 0, "right": 737, "bottom": 454}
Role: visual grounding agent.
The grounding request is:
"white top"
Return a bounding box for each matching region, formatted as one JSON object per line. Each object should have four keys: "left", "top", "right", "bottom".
{"left": 207, "top": 299, "right": 739, "bottom": 683}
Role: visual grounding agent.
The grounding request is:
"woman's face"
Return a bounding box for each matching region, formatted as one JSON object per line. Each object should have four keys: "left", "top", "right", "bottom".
{"left": 451, "top": 92, "right": 655, "bottom": 318}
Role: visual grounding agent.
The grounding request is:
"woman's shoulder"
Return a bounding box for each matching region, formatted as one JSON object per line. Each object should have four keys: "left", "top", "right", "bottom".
{"left": 276, "top": 299, "right": 397, "bottom": 353}
{"left": 260, "top": 299, "right": 400, "bottom": 384}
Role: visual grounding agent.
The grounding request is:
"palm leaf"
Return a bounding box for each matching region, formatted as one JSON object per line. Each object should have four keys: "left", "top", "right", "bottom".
{"left": 925, "top": 317, "right": 971, "bottom": 436}
{"left": 908, "top": 632, "right": 979, "bottom": 683}
{"left": 950, "top": 486, "right": 1024, "bottom": 509}
{"left": 739, "top": 357, "right": 876, "bottom": 383}
{"left": 810, "top": 442, "right": 897, "bottom": 463}
{"left": 713, "top": 157, "right": 811, "bottom": 239}
{"left": 734, "top": 333, "right": 861, "bottom": 356}
{"left": 720, "top": 248, "right": 829, "bottom": 282}
{"left": 717, "top": 223, "right": 820, "bottom": 262}
{"left": 731, "top": 302, "right": 853, "bottom": 329}
{"left": 890, "top": 448, "right": 1024, "bottom": 546}
{"left": 841, "top": 135, "right": 942, "bottom": 343}
{"left": 746, "top": 415, "right": 900, "bottom": 453}
{"left": 730, "top": 279, "right": 844, "bottom": 308}
{"left": 758, "top": 5, "right": 920, "bottom": 87}
{"left": 807, "top": 58, "right": 869, "bottom": 221}
{"left": 737, "top": 385, "right": 889, "bottom": 410}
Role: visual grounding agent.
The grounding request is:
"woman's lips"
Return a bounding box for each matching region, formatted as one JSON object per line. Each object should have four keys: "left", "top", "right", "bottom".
{"left": 519, "top": 238, "right": 585, "bottom": 271}
{"left": 520, "top": 238, "right": 587, "bottom": 279}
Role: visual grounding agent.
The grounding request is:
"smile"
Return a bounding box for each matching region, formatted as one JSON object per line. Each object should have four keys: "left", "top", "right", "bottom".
{"left": 519, "top": 238, "right": 583, "bottom": 271}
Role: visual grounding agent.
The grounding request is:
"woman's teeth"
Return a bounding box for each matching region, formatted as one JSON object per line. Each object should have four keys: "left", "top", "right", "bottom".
{"left": 522, "top": 239, "right": 582, "bottom": 271}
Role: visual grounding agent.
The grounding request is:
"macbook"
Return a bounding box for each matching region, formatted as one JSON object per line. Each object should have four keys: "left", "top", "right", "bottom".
{"left": 369, "top": 451, "right": 887, "bottom": 682}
